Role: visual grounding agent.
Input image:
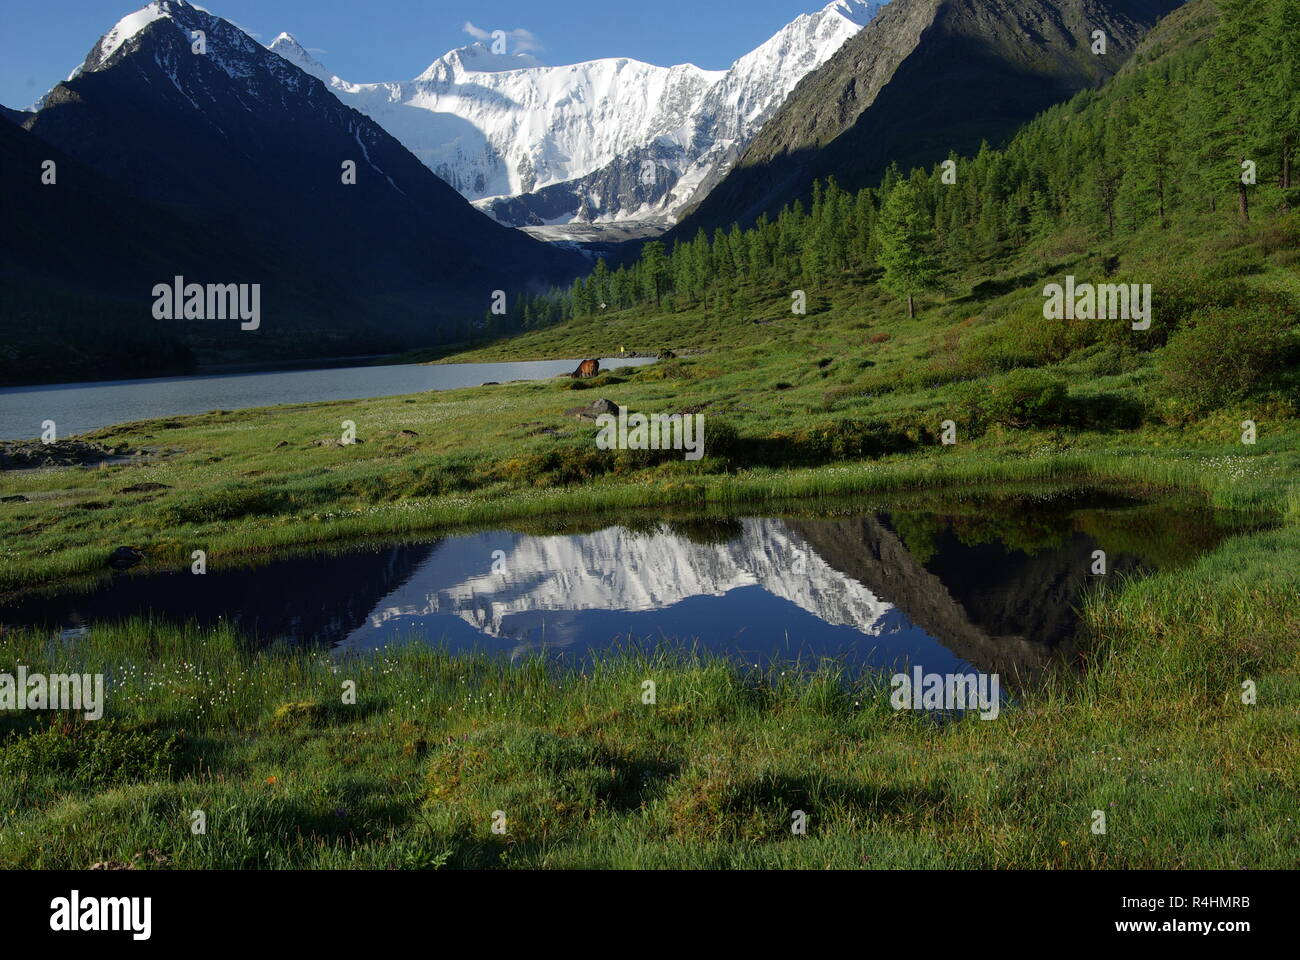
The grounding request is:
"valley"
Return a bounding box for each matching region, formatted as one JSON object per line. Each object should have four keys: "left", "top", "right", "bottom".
{"left": 0, "top": 0, "right": 1296, "bottom": 875}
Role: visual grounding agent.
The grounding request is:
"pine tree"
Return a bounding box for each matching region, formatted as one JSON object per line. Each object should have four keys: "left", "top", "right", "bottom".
{"left": 640, "top": 241, "right": 669, "bottom": 306}
{"left": 1260, "top": 0, "right": 1300, "bottom": 191}
{"left": 876, "top": 181, "right": 940, "bottom": 319}
{"left": 1207, "top": 0, "right": 1263, "bottom": 221}
{"left": 1133, "top": 72, "right": 1178, "bottom": 226}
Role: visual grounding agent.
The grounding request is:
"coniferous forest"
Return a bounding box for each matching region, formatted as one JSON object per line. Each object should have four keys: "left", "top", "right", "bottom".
{"left": 515, "top": 0, "right": 1295, "bottom": 333}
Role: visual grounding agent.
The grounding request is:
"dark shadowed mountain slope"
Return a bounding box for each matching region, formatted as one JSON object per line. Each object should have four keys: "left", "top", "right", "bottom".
{"left": 671, "top": 0, "right": 1186, "bottom": 236}
{"left": 1, "top": 112, "right": 386, "bottom": 382}
{"left": 0, "top": 117, "right": 233, "bottom": 383}
{"left": 10, "top": 0, "right": 580, "bottom": 377}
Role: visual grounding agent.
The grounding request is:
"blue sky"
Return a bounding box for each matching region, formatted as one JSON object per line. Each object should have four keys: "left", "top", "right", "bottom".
{"left": 0, "top": 0, "right": 842, "bottom": 110}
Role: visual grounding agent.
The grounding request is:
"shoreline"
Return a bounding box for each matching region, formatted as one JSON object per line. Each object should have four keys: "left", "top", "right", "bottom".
{"left": 0, "top": 438, "right": 1287, "bottom": 596}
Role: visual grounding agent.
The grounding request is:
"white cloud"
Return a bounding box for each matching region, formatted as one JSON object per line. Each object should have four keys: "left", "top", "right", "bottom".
{"left": 461, "top": 21, "right": 541, "bottom": 55}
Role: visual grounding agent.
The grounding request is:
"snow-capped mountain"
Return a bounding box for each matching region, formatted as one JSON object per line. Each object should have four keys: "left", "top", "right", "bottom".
{"left": 22, "top": 0, "right": 579, "bottom": 364}
{"left": 268, "top": 1, "right": 889, "bottom": 230}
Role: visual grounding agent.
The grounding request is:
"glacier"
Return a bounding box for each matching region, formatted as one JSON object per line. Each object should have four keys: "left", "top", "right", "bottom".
{"left": 267, "top": 1, "right": 889, "bottom": 230}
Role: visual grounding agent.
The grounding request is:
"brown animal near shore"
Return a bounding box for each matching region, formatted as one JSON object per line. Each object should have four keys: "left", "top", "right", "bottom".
{"left": 570, "top": 358, "right": 600, "bottom": 379}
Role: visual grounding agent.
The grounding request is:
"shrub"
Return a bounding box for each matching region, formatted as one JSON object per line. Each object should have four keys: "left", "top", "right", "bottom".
{"left": 1153, "top": 303, "right": 1298, "bottom": 416}
{"left": 633, "top": 361, "right": 694, "bottom": 381}
{"left": 1076, "top": 343, "right": 1141, "bottom": 377}
{"left": 1255, "top": 210, "right": 1300, "bottom": 253}
{"left": 1206, "top": 249, "right": 1266, "bottom": 279}
{"left": 1104, "top": 271, "right": 1255, "bottom": 353}
{"left": 979, "top": 369, "right": 1070, "bottom": 429}
{"left": 160, "top": 485, "right": 292, "bottom": 524}
{"left": 567, "top": 374, "right": 626, "bottom": 391}
{"left": 767, "top": 418, "right": 913, "bottom": 463}
{"left": 1068, "top": 391, "right": 1147, "bottom": 431}
{"left": 491, "top": 444, "right": 614, "bottom": 487}
{"left": 963, "top": 302, "right": 1100, "bottom": 374}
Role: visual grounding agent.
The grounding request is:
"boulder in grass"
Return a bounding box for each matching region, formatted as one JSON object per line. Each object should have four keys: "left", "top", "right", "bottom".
{"left": 566, "top": 397, "right": 622, "bottom": 419}
{"left": 108, "top": 546, "right": 145, "bottom": 570}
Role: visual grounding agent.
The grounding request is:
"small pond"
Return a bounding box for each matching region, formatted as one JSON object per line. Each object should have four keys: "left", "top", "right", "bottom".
{"left": 0, "top": 487, "right": 1249, "bottom": 685}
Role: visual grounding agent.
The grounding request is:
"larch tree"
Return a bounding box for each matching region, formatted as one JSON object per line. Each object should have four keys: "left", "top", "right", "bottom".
{"left": 876, "top": 180, "right": 940, "bottom": 319}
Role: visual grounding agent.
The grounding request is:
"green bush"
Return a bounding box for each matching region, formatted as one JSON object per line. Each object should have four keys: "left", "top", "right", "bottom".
{"left": 1206, "top": 249, "right": 1267, "bottom": 279}
{"left": 978, "top": 369, "right": 1070, "bottom": 429}
{"left": 767, "top": 418, "right": 913, "bottom": 463}
{"left": 1153, "top": 303, "right": 1298, "bottom": 416}
{"left": 1103, "top": 271, "right": 1255, "bottom": 353}
{"left": 160, "top": 485, "right": 291, "bottom": 524}
{"left": 1075, "top": 343, "right": 1142, "bottom": 377}
{"left": 269, "top": 700, "right": 329, "bottom": 730}
{"left": 963, "top": 301, "right": 1102, "bottom": 374}
{"left": 969, "top": 271, "right": 1267, "bottom": 361}
{"left": 491, "top": 443, "right": 615, "bottom": 487}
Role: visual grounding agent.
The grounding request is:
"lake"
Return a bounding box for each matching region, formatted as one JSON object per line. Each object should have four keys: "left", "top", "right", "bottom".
{"left": 1, "top": 488, "right": 1243, "bottom": 685}
{"left": 0, "top": 356, "right": 656, "bottom": 441}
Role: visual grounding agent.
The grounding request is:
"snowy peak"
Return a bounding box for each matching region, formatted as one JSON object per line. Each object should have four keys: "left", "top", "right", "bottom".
{"left": 266, "top": 32, "right": 332, "bottom": 82}
{"left": 267, "top": 1, "right": 889, "bottom": 227}
{"left": 76, "top": 0, "right": 205, "bottom": 75}
{"left": 67, "top": 0, "right": 888, "bottom": 228}
{"left": 44, "top": 1, "right": 271, "bottom": 110}
{"left": 68, "top": 0, "right": 305, "bottom": 101}
{"left": 824, "top": 0, "right": 889, "bottom": 28}
{"left": 24, "top": 0, "right": 579, "bottom": 355}
{"left": 348, "top": 519, "right": 896, "bottom": 652}
{"left": 700, "top": 0, "right": 888, "bottom": 143}
{"left": 86, "top": 0, "right": 175, "bottom": 66}
{"left": 417, "top": 42, "right": 545, "bottom": 80}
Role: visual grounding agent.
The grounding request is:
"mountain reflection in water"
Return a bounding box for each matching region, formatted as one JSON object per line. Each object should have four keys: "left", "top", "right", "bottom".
{"left": 3, "top": 491, "right": 1236, "bottom": 683}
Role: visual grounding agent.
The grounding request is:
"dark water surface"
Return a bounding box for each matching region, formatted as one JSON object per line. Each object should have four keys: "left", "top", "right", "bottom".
{"left": 0, "top": 488, "right": 1244, "bottom": 683}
